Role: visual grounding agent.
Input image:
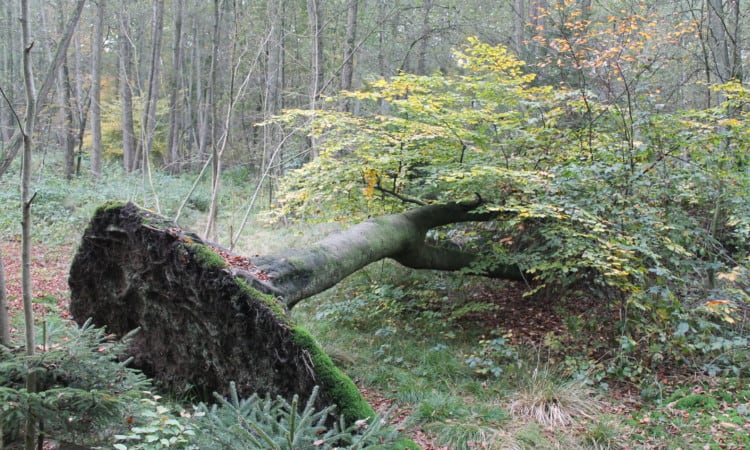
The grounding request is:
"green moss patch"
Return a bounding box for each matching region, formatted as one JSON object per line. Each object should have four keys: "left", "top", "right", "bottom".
{"left": 290, "top": 326, "right": 375, "bottom": 423}
{"left": 185, "top": 241, "right": 228, "bottom": 270}
{"left": 235, "top": 277, "right": 289, "bottom": 319}
{"left": 94, "top": 200, "right": 127, "bottom": 215}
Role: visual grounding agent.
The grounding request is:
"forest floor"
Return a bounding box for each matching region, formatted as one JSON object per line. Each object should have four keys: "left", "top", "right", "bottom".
{"left": 3, "top": 239, "right": 749, "bottom": 449}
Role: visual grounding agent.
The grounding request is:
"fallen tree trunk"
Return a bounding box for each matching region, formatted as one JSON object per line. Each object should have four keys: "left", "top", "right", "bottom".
{"left": 68, "top": 201, "right": 521, "bottom": 422}
{"left": 248, "top": 200, "right": 523, "bottom": 307}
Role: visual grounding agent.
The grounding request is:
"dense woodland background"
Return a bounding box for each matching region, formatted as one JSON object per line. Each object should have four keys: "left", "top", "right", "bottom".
{"left": 1, "top": 0, "right": 750, "bottom": 449}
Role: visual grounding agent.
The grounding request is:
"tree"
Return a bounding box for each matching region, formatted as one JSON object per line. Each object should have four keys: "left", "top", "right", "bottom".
{"left": 339, "top": 0, "right": 358, "bottom": 112}
{"left": 90, "top": 0, "right": 105, "bottom": 178}
{"left": 55, "top": 0, "right": 79, "bottom": 180}
{"left": 20, "top": 1, "right": 38, "bottom": 448}
{"left": 117, "top": 8, "right": 137, "bottom": 173}
{"left": 0, "top": 242, "right": 8, "bottom": 346}
{"left": 138, "top": 0, "right": 165, "bottom": 183}
{"left": 166, "top": 0, "right": 185, "bottom": 173}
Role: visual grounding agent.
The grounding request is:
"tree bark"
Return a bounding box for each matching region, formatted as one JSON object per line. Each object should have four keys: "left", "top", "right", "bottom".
{"left": 416, "top": 0, "right": 433, "bottom": 75}
{"left": 204, "top": 0, "right": 224, "bottom": 241}
{"left": 0, "top": 242, "right": 9, "bottom": 346}
{"left": 248, "top": 200, "right": 522, "bottom": 308}
{"left": 166, "top": 0, "right": 185, "bottom": 173}
{"left": 306, "top": 0, "right": 324, "bottom": 158}
{"left": 90, "top": 0, "right": 105, "bottom": 178}
{"left": 56, "top": 0, "right": 77, "bottom": 180}
{"left": 118, "top": 10, "right": 137, "bottom": 173}
{"left": 139, "top": 0, "right": 165, "bottom": 176}
{"left": 20, "top": 0, "right": 38, "bottom": 447}
{"left": 263, "top": 0, "right": 285, "bottom": 203}
{"left": 339, "top": 0, "right": 358, "bottom": 112}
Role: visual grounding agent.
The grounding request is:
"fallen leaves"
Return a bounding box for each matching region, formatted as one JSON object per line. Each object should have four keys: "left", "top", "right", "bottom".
{"left": 1, "top": 240, "right": 73, "bottom": 320}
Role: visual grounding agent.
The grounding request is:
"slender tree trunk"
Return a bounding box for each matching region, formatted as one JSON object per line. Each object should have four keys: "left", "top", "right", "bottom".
{"left": 142, "top": 0, "right": 165, "bottom": 168}
{"left": 0, "top": 1, "right": 16, "bottom": 143}
{"left": 0, "top": 0, "right": 86, "bottom": 180}
{"left": 57, "top": 0, "right": 77, "bottom": 179}
{"left": 708, "top": 0, "right": 732, "bottom": 83}
{"left": 416, "top": 0, "right": 433, "bottom": 75}
{"left": 140, "top": 0, "right": 165, "bottom": 210}
{"left": 20, "top": 0, "right": 38, "bottom": 447}
{"left": 166, "top": 0, "right": 184, "bottom": 173}
{"left": 0, "top": 242, "right": 9, "bottom": 346}
{"left": 263, "top": 0, "right": 285, "bottom": 203}
{"left": 339, "top": 0, "right": 358, "bottom": 112}
{"left": 306, "top": 0, "right": 324, "bottom": 158}
{"left": 118, "top": 10, "right": 136, "bottom": 173}
{"left": 512, "top": 0, "right": 525, "bottom": 55}
{"left": 90, "top": 0, "right": 105, "bottom": 178}
{"left": 194, "top": 24, "right": 209, "bottom": 167}
{"left": 205, "top": 0, "right": 223, "bottom": 241}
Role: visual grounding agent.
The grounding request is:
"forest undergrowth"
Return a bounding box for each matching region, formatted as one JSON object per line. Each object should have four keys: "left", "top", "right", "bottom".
{"left": 1, "top": 166, "right": 748, "bottom": 449}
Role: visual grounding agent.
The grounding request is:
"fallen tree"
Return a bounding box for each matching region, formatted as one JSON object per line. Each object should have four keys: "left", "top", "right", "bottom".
{"left": 68, "top": 200, "right": 522, "bottom": 423}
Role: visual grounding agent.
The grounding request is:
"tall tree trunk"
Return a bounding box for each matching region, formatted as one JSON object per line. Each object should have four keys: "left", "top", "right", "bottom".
{"left": 339, "top": 0, "right": 358, "bottom": 112}
{"left": 263, "top": 0, "right": 285, "bottom": 203}
{"left": 119, "top": 10, "right": 137, "bottom": 173}
{"left": 512, "top": 0, "right": 525, "bottom": 55}
{"left": 416, "top": 0, "right": 433, "bottom": 75}
{"left": 306, "top": 0, "right": 324, "bottom": 158}
{"left": 0, "top": 242, "right": 9, "bottom": 346}
{"left": 204, "top": 0, "right": 224, "bottom": 241}
{"left": 708, "top": 0, "right": 732, "bottom": 83}
{"left": 57, "top": 0, "right": 77, "bottom": 179}
{"left": 90, "top": 0, "right": 105, "bottom": 178}
{"left": 0, "top": 0, "right": 86, "bottom": 180}
{"left": 20, "top": 0, "right": 38, "bottom": 447}
{"left": 0, "top": 1, "right": 16, "bottom": 143}
{"left": 140, "top": 0, "right": 164, "bottom": 208}
{"left": 194, "top": 23, "right": 209, "bottom": 167}
{"left": 166, "top": 0, "right": 184, "bottom": 173}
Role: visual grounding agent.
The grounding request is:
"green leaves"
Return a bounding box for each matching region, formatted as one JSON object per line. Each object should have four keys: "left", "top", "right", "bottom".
{"left": 270, "top": 37, "right": 750, "bottom": 381}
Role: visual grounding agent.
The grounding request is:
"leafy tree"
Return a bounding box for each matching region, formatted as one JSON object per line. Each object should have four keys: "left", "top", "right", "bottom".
{"left": 271, "top": 37, "right": 749, "bottom": 376}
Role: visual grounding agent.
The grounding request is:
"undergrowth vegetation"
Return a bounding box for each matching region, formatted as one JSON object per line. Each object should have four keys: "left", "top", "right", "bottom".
{"left": 0, "top": 155, "right": 747, "bottom": 447}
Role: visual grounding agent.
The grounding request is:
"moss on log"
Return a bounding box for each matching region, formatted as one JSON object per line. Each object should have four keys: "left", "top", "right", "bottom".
{"left": 68, "top": 202, "right": 373, "bottom": 423}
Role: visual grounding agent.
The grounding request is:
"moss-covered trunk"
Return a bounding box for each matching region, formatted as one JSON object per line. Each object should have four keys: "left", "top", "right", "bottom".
{"left": 250, "top": 200, "right": 523, "bottom": 307}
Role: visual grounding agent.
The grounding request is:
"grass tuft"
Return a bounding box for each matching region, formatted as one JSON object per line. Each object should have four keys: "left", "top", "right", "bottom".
{"left": 508, "top": 367, "right": 603, "bottom": 426}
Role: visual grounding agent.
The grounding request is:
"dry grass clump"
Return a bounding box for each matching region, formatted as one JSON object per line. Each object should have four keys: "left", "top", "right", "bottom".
{"left": 508, "top": 368, "right": 604, "bottom": 426}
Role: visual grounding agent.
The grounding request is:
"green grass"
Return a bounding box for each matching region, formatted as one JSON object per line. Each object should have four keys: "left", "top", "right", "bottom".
{"left": 291, "top": 278, "right": 750, "bottom": 449}
{"left": 0, "top": 160, "right": 264, "bottom": 246}
{"left": 627, "top": 379, "right": 750, "bottom": 449}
